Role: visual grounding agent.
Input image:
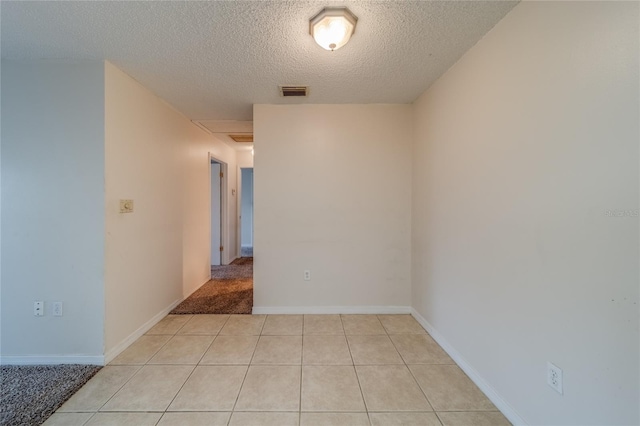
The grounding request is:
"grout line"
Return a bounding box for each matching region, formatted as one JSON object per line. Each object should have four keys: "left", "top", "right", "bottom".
{"left": 299, "top": 314, "right": 304, "bottom": 424}
{"left": 229, "top": 317, "right": 264, "bottom": 414}
{"left": 341, "top": 315, "right": 371, "bottom": 424}
{"left": 93, "top": 364, "right": 144, "bottom": 412}
{"left": 81, "top": 412, "right": 97, "bottom": 426}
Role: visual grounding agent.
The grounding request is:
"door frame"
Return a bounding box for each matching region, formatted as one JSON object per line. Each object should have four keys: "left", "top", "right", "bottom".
{"left": 209, "top": 153, "right": 229, "bottom": 265}
{"left": 237, "top": 166, "right": 254, "bottom": 258}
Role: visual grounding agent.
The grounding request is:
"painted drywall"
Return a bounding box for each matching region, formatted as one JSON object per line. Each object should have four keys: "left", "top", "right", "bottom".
{"left": 241, "top": 168, "right": 254, "bottom": 248}
{"left": 412, "top": 2, "right": 639, "bottom": 425}
{"left": 1, "top": 61, "right": 105, "bottom": 361}
{"left": 253, "top": 104, "right": 412, "bottom": 310}
{"left": 236, "top": 150, "right": 254, "bottom": 169}
{"left": 104, "top": 62, "right": 238, "bottom": 354}
{"left": 211, "top": 162, "right": 221, "bottom": 266}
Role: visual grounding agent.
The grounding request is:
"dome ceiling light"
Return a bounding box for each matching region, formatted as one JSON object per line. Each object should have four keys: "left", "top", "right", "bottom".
{"left": 309, "top": 7, "right": 358, "bottom": 51}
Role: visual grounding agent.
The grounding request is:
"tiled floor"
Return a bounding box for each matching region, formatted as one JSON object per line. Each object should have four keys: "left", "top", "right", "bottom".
{"left": 45, "top": 314, "right": 511, "bottom": 426}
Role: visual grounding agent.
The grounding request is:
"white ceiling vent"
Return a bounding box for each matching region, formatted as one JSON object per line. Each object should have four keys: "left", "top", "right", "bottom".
{"left": 279, "top": 86, "right": 309, "bottom": 97}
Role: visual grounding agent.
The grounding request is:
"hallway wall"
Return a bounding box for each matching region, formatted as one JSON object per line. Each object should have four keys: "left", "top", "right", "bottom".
{"left": 411, "top": 2, "right": 639, "bottom": 424}
{"left": 104, "top": 62, "right": 237, "bottom": 357}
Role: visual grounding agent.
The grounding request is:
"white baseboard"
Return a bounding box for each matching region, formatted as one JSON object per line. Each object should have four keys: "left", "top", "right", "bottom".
{"left": 252, "top": 305, "right": 411, "bottom": 315}
{"left": 103, "top": 298, "right": 182, "bottom": 365}
{"left": 410, "top": 308, "right": 527, "bottom": 426}
{"left": 0, "top": 355, "right": 104, "bottom": 365}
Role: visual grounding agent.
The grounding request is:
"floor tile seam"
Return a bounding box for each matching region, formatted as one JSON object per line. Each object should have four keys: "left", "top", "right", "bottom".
{"left": 404, "top": 363, "right": 437, "bottom": 412}
{"left": 299, "top": 314, "right": 304, "bottom": 426}
{"left": 385, "top": 332, "right": 411, "bottom": 367}
{"left": 230, "top": 324, "right": 262, "bottom": 413}
{"left": 81, "top": 411, "right": 97, "bottom": 426}
{"left": 342, "top": 316, "right": 370, "bottom": 424}
{"left": 374, "top": 315, "right": 392, "bottom": 334}
{"left": 110, "top": 332, "right": 173, "bottom": 366}
{"left": 92, "top": 364, "right": 145, "bottom": 413}
{"left": 192, "top": 333, "right": 218, "bottom": 366}
{"left": 143, "top": 364, "right": 197, "bottom": 414}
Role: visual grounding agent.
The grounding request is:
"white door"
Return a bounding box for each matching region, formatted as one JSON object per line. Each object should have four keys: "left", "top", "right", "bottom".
{"left": 211, "top": 162, "right": 221, "bottom": 265}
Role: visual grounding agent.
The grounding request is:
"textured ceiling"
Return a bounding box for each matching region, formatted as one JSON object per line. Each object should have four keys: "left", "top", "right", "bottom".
{"left": 1, "top": 1, "right": 517, "bottom": 121}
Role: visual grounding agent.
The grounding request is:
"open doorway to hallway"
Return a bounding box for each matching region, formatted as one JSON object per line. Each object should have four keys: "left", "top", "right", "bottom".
{"left": 170, "top": 154, "right": 253, "bottom": 315}
{"left": 210, "top": 160, "right": 222, "bottom": 266}
{"left": 240, "top": 168, "right": 253, "bottom": 258}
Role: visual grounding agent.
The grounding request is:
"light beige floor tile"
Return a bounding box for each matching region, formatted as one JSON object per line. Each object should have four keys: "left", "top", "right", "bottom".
{"left": 158, "top": 412, "right": 231, "bottom": 426}
{"left": 300, "top": 412, "right": 370, "bottom": 426}
{"left": 178, "top": 315, "right": 229, "bottom": 335}
{"left": 229, "top": 412, "right": 300, "bottom": 426}
{"left": 341, "top": 315, "right": 386, "bottom": 335}
{"left": 146, "top": 315, "right": 192, "bottom": 335}
{"left": 377, "top": 315, "right": 426, "bottom": 334}
{"left": 262, "top": 315, "right": 303, "bottom": 335}
{"left": 200, "top": 335, "right": 258, "bottom": 364}
{"left": 100, "top": 365, "right": 193, "bottom": 412}
{"left": 219, "top": 315, "right": 266, "bottom": 335}
{"left": 409, "top": 365, "right": 496, "bottom": 411}
{"left": 252, "top": 336, "right": 302, "bottom": 365}
{"left": 303, "top": 335, "right": 352, "bottom": 365}
{"left": 389, "top": 334, "right": 454, "bottom": 364}
{"left": 43, "top": 412, "right": 94, "bottom": 426}
{"left": 347, "top": 335, "right": 404, "bottom": 365}
{"left": 235, "top": 366, "right": 301, "bottom": 411}
{"left": 85, "top": 412, "right": 162, "bottom": 426}
{"left": 437, "top": 411, "right": 511, "bottom": 426}
{"left": 168, "top": 365, "right": 247, "bottom": 411}
{"left": 370, "top": 412, "right": 441, "bottom": 426}
{"left": 109, "top": 335, "right": 171, "bottom": 365}
{"left": 148, "top": 335, "right": 214, "bottom": 364}
{"left": 304, "top": 315, "right": 344, "bottom": 335}
{"left": 356, "top": 365, "right": 432, "bottom": 412}
{"left": 58, "top": 366, "right": 140, "bottom": 412}
{"left": 301, "top": 366, "right": 365, "bottom": 412}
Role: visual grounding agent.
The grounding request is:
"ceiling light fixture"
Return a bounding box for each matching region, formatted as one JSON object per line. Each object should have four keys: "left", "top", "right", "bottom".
{"left": 309, "top": 7, "right": 357, "bottom": 51}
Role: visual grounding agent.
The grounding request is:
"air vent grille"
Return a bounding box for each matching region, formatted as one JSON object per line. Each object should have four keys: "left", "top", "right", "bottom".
{"left": 280, "top": 86, "right": 308, "bottom": 97}
{"left": 229, "top": 134, "right": 253, "bottom": 143}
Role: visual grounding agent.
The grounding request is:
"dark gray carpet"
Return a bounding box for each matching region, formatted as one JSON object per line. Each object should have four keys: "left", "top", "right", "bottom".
{"left": 0, "top": 364, "right": 101, "bottom": 426}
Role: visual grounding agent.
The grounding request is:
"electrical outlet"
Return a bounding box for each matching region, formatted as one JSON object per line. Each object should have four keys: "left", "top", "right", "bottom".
{"left": 53, "top": 302, "right": 63, "bottom": 317}
{"left": 34, "top": 301, "right": 44, "bottom": 316}
{"left": 304, "top": 270, "right": 311, "bottom": 281}
{"left": 547, "top": 361, "right": 563, "bottom": 395}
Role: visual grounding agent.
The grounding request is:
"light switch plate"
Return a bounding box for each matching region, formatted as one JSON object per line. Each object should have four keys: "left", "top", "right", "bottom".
{"left": 120, "top": 199, "right": 134, "bottom": 213}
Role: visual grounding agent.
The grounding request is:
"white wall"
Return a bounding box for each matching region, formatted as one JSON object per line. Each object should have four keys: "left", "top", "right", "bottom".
{"left": 1, "top": 61, "right": 105, "bottom": 362}
{"left": 253, "top": 104, "right": 412, "bottom": 311}
{"left": 104, "top": 62, "right": 237, "bottom": 355}
{"left": 241, "top": 168, "right": 253, "bottom": 248}
{"left": 236, "top": 150, "right": 254, "bottom": 169}
{"left": 411, "top": 2, "right": 639, "bottom": 425}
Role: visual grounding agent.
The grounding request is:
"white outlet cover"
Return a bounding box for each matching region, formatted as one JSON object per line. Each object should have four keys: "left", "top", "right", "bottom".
{"left": 53, "top": 302, "right": 63, "bottom": 317}
{"left": 547, "top": 361, "right": 563, "bottom": 395}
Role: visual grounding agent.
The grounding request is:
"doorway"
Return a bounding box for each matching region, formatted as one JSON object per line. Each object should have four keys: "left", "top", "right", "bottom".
{"left": 210, "top": 157, "right": 226, "bottom": 266}
{"left": 240, "top": 168, "right": 253, "bottom": 258}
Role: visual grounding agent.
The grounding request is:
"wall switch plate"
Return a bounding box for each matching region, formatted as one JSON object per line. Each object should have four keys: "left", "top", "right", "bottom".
{"left": 119, "top": 199, "right": 134, "bottom": 213}
{"left": 547, "top": 361, "right": 563, "bottom": 395}
{"left": 304, "top": 270, "right": 311, "bottom": 281}
{"left": 34, "top": 301, "right": 44, "bottom": 316}
{"left": 53, "top": 302, "right": 63, "bottom": 317}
